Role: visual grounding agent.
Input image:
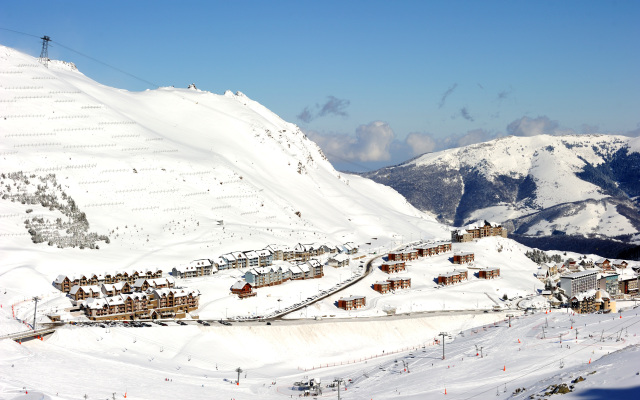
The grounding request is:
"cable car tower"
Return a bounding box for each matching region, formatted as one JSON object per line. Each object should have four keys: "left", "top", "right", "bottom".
{"left": 39, "top": 35, "right": 51, "bottom": 67}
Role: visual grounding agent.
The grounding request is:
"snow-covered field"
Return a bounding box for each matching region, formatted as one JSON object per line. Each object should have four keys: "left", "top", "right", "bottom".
{"left": 2, "top": 303, "right": 640, "bottom": 399}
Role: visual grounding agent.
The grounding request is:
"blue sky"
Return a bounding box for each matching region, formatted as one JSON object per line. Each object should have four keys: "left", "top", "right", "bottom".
{"left": 2, "top": 1, "right": 639, "bottom": 171}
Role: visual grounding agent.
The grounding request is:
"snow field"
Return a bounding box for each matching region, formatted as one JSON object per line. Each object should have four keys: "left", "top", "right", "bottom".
{"left": 2, "top": 306, "right": 639, "bottom": 399}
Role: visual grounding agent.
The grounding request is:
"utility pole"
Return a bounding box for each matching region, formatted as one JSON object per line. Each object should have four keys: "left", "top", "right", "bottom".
{"left": 235, "top": 367, "right": 243, "bottom": 385}
{"left": 334, "top": 378, "right": 343, "bottom": 400}
{"left": 39, "top": 36, "right": 51, "bottom": 67}
{"left": 439, "top": 332, "right": 448, "bottom": 360}
{"left": 32, "top": 296, "right": 39, "bottom": 331}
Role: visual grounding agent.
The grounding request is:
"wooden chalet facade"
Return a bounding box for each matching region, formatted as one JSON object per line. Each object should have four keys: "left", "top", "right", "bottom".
{"left": 172, "top": 259, "right": 217, "bottom": 278}
{"left": 415, "top": 241, "right": 452, "bottom": 257}
{"left": 328, "top": 253, "right": 350, "bottom": 268}
{"left": 101, "top": 282, "right": 131, "bottom": 297}
{"left": 380, "top": 261, "right": 406, "bottom": 274}
{"left": 570, "top": 290, "right": 614, "bottom": 314}
{"left": 373, "top": 281, "right": 391, "bottom": 294}
{"left": 53, "top": 267, "right": 163, "bottom": 293}
{"left": 387, "top": 277, "right": 411, "bottom": 290}
{"left": 81, "top": 288, "right": 200, "bottom": 321}
{"left": 437, "top": 269, "right": 468, "bottom": 286}
{"left": 69, "top": 285, "right": 101, "bottom": 302}
{"left": 388, "top": 250, "right": 418, "bottom": 262}
{"left": 132, "top": 276, "right": 176, "bottom": 292}
{"left": 478, "top": 267, "right": 500, "bottom": 279}
{"left": 451, "top": 221, "right": 507, "bottom": 242}
{"left": 244, "top": 260, "right": 324, "bottom": 289}
{"left": 453, "top": 252, "right": 474, "bottom": 264}
{"left": 230, "top": 281, "right": 256, "bottom": 299}
{"left": 337, "top": 295, "right": 366, "bottom": 310}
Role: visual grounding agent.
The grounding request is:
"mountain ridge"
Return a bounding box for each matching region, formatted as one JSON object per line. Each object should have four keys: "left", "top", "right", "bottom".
{"left": 361, "top": 133, "right": 640, "bottom": 257}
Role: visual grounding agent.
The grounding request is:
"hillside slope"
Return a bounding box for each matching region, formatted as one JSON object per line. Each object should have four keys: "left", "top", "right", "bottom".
{"left": 0, "top": 45, "right": 438, "bottom": 283}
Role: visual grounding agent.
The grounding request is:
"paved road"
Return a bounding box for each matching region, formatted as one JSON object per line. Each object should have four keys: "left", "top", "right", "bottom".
{"left": 270, "top": 252, "right": 380, "bottom": 320}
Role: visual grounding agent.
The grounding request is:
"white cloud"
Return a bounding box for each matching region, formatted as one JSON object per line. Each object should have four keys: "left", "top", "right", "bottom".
{"left": 506, "top": 116, "right": 560, "bottom": 137}
{"left": 305, "top": 121, "right": 395, "bottom": 163}
{"left": 405, "top": 132, "right": 436, "bottom": 155}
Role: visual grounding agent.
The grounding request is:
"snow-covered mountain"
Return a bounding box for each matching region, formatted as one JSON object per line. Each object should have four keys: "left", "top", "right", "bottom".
{"left": 362, "top": 134, "right": 640, "bottom": 255}
{"left": 0, "top": 44, "right": 441, "bottom": 278}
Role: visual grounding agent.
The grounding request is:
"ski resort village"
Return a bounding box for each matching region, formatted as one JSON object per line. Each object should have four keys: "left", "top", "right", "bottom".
{"left": 1, "top": 43, "right": 640, "bottom": 400}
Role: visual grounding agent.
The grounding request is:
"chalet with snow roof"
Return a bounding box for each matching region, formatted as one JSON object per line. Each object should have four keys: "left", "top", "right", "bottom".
{"left": 437, "top": 269, "right": 468, "bottom": 286}
{"left": 132, "top": 276, "right": 176, "bottom": 292}
{"left": 245, "top": 266, "right": 279, "bottom": 288}
{"left": 307, "top": 259, "right": 324, "bottom": 278}
{"left": 266, "top": 244, "right": 284, "bottom": 260}
{"left": 69, "top": 285, "right": 101, "bottom": 302}
{"left": 172, "top": 264, "right": 198, "bottom": 278}
{"left": 337, "top": 295, "right": 366, "bottom": 310}
{"left": 342, "top": 242, "right": 358, "bottom": 255}
{"left": 451, "top": 221, "right": 507, "bottom": 242}
{"left": 453, "top": 252, "right": 474, "bottom": 264}
{"left": 216, "top": 254, "right": 234, "bottom": 270}
{"left": 192, "top": 259, "right": 216, "bottom": 275}
{"left": 478, "top": 267, "right": 500, "bottom": 279}
{"left": 595, "top": 259, "right": 612, "bottom": 271}
{"left": 53, "top": 275, "right": 72, "bottom": 292}
{"left": 328, "top": 253, "right": 350, "bottom": 268}
{"left": 373, "top": 281, "right": 391, "bottom": 294}
{"left": 388, "top": 250, "right": 417, "bottom": 262}
{"left": 81, "top": 287, "right": 200, "bottom": 320}
{"left": 244, "top": 251, "right": 260, "bottom": 268}
{"left": 613, "top": 261, "right": 628, "bottom": 269}
{"left": 230, "top": 281, "right": 256, "bottom": 299}
{"left": 264, "top": 244, "right": 297, "bottom": 261}
{"left": 380, "top": 261, "right": 406, "bottom": 274}
{"left": 172, "top": 259, "right": 216, "bottom": 278}
{"left": 416, "top": 241, "right": 452, "bottom": 257}
{"left": 256, "top": 249, "right": 273, "bottom": 266}
{"left": 289, "top": 265, "right": 304, "bottom": 280}
{"left": 387, "top": 276, "right": 411, "bottom": 290}
{"left": 294, "top": 244, "right": 311, "bottom": 261}
{"left": 451, "top": 229, "right": 473, "bottom": 243}
{"left": 101, "top": 282, "right": 131, "bottom": 297}
{"left": 570, "top": 289, "right": 614, "bottom": 314}
{"left": 148, "top": 288, "right": 200, "bottom": 319}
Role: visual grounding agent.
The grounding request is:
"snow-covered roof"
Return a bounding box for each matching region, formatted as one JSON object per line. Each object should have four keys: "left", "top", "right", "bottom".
{"left": 387, "top": 276, "right": 410, "bottom": 282}
{"left": 190, "top": 258, "right": 212, "bottom": 267}
{"left": 330, "top": 253, "right": 349, "bottom": 262}
{"left": 231, "top": 281, "right": 249, "bottom": 290}
{"left": 341, "top": 295, "right": 365, "bottom": 301}
{"left": 562, "top": 270, "right": 598, "bottom": 279}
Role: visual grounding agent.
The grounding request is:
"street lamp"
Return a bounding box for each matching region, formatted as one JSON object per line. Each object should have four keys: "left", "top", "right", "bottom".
{"left": 439, "top": 332, "right": 449, "bottom": 360}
